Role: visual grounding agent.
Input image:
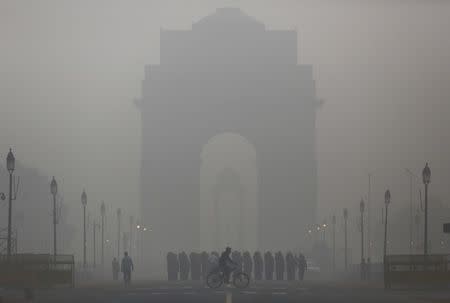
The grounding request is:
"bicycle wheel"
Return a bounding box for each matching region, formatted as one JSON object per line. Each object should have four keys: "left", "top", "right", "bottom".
{"left": 206, "top": 272, "right": 224, "bottom": 289}
{"left": 233, "top": 272, "right": 250, "bottom": 289}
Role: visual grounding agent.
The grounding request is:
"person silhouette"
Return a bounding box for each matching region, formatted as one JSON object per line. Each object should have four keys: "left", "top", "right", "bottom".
{"left": 121, "top": 251, "right": 134, "bottom": 287}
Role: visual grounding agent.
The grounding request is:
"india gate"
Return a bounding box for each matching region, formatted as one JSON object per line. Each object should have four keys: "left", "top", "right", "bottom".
{"left": 138, "top": 8, "right": 318, "bottom": 264}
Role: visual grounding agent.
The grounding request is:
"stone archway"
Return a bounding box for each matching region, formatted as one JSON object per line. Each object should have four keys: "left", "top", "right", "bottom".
{"left": 200, "top": 133, "right": 258, "bottom": 252}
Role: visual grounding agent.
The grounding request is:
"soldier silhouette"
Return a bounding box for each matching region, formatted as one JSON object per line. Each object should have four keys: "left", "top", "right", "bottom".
{"left": 275, "top": 251, "right": 285, "bottom": 280}
{"left": 242, "top": 251, "right": 253, "bottom": 277}
{"left": 297, "top": 253, "right": 307, "bottom": 281}
{"left": 286, "top": 252, "right": 296, "bottom": 281}
{"left": 264, "top": 251, "right": 274, "bottom": 280}
{"left": 253, "top": 251, "right": 263, "bottom": 280}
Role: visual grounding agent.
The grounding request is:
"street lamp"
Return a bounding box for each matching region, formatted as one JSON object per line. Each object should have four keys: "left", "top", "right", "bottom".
{"left": 383, "top": 189, "right": 391, "bottom": 260}
{"left": 332, "top": 214, "right": 336, "bottom": 273}
{"left": 100, "top": 201, "right": 106, "bottom": 266}
{"left": 50, "top": 177, "right": 58, "bottom": 257}
{"left": 360, "top": 198, "right": 365, "bottom": 280}
{"left": 6, "top": 148, "right": 15, "bottom": 258}
{"left": 343, "top": 208, "right": 348, "bottom": 271}
{"left": 117, "top": 208, "right": 121, "bottom": 258}
{"left": 81, "top": 190, "right": 87, "bottom": 268}
{"left": 93, "top": 220, "right": 99, "bottom": 268}
{"left": 129, "top": 216, "right": 134, "bottom": 256}
{"left": 422, "top": 163, "right": 431, "bottom": 255}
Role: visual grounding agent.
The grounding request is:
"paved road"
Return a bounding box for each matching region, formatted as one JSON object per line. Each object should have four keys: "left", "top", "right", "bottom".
{"left": 27, "top": 281, "right": 448, "bottom": 303}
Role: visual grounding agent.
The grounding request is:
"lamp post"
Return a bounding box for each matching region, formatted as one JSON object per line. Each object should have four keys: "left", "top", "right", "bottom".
{"left": 415, "top": 209, "right": 421, "bottom": 252}
{"left": 322, "top": 221, "right": 327, "bottom": 242}
{"left": 332, "top": 214, "right": 336, "bottom": 273}
{"left": 81, "top": 190, "right": 87, "bottom": 268}
{"left": 117, "top": 208, "right": 121, "bottom": 258}
{"left": 6, "top": 148, "right": 15, "bottom": 259}
{"left": 360, "top": 198, "right": 365, "bottom": 280}
{"left": 136, "top": 222, "right": 140, "bottom": 263}
{"left": 93, "top": 220, "right": 99, "bottom": 268}
{"left": 129, "top": 216, "right": 134, "bottom": 256}
{"left": 422, "top": 163, "right": 431, "bottom": 255}
{"left": 383, "top": 189, "right": 391, "bottom": 259}
{"left": 100, "top": 201, "right": 106, "bottom": 266}
{"left": 50, "top": 177, "right": 58, "bottom": 257}
{"left": 343, "top": 208, "right": 348, "bottom": 271}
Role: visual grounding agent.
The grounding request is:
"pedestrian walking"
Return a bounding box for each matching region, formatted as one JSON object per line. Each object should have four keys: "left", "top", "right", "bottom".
{"left": 121, "top": 251, "right": 134, "bottom": 287}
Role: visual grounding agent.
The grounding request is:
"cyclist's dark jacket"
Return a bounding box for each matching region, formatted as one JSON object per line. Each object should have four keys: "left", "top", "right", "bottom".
{"left": 219, "top": 252, "right": 233, "bottom": 267}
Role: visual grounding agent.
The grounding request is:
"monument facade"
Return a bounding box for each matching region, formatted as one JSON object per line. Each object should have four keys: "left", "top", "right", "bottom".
{"left": 139, "top": 8, "right": 318, "bottom": 261}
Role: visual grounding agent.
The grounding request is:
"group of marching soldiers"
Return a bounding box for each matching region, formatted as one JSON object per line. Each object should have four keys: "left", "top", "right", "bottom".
{"left": 166, "top": 251, "right": 307, "bottom": 281}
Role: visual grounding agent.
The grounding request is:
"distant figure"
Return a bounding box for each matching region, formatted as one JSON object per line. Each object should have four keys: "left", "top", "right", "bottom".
{"left": 361, "top": 258, "right": 366, "bottom": 280}
{"left": 201, "top": 251, "right": 209, "bottom": 279}
{"left": 231, "top": 251, "right": 243, "bottom": 280}
{"left": 121, "top": 251, "right": 134, "bottom": 287}
{"left": 179, "top": 251, "right": 190, "bottom": 280}
{"left": 112, "top": 257, "right": 120, "bottom": 281}
{"left": 264, "top": 251, "right": 274, "bottom": 280}
{"left": 242, "top": 251, "right": 253, "bottom": 277}
{"left": 286, "top": 252, "right": 296, "bottom": 281}
{"left": 297, "top": 253, "right": 307, "bottom": 281}
{"left": 219, "top": 247, "right": 237, "bottom": 284}
{"left": 275, "top": 251, "right": 285, "bottom": 280}
{"left": 190, "top": 252, "right": 201, "bottom": 280}
{"left": 167, "top": 252, "right": 178, "bottom": 281}
{"left": 253, "top": 251, "right": 263, "bottom": 280}
{"left": 208, "top": 251, "right": 219, "bottom": 273}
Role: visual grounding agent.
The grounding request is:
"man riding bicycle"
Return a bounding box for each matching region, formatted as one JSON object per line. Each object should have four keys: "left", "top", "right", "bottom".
{"left": 218, "top": 247, "right": 237, "bottom": 284}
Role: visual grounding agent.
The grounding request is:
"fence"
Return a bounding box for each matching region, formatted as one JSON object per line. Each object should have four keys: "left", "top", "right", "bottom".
{"left": 0, "top": 254, "right": 75, "bottom": 288}
{"left": 384, "top": 254, "right": 450, "bottom": 289}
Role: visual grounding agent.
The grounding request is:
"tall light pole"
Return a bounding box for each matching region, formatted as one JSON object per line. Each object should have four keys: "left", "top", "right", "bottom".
{"left": 117, "top": 208, "right": 121, "bottom": 258}
{"left": 360, "top": 199, "right": 365, "bottom": 261}
{"left": 422, "top": 163, "right": 431, "bottom": 255}
{"left": 93, "top": 220, "right": 99, "bottom": 268}
{"left": 50, "top": 177, "right": 58, "bottom": 257}
{"left": 343, "top": 208, "right": 348, "bottom": 272}
{"left": 136, "top": 222, "right": 140, "bottom": 263}
{"left": 383, "top": 189, "right": 391, "bottom": 260}
{"left": 129, "top": 216, "right": 134, "bottom": 256}
{"left": 360, "top": 198, "right": 365, "bottom": 279}
{"left": 322, "top": 221, "right": 327, "bottom": 242}
{"left": 367, "top": 174, "right": 372, "bottom": 264}
{"left": 415, "top": 209, "right": 421, "bottom": 252}
{"left": 100, "top": 201, "right": 106, "bottom": 266}
{"left": 6, "top": 148, "right": 15, "bottom": 259}
{"left": 332, "top": 214, "right": 336, "bottom": 273}
{"left": 81, "top": 190, "right": 87, "bottom": 268}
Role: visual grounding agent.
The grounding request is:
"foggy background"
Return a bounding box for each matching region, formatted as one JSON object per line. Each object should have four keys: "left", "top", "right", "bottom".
{"left": 1, "top": 0, "right": 450, "bottom": 263}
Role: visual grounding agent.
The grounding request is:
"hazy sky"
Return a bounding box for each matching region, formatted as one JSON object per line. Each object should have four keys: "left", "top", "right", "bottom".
{"left": 1, "top": 0, "right": 450, "bottom": 243}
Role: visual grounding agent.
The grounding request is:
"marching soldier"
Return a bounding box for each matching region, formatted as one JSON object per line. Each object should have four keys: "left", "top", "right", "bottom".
{"left": 297, "top": 253, "right": 307, "bottom": 281}
{"left": 242, "top": 251, "right": 253, "bottom": 277}
{"left": 286, "top": 252, "right": 296, "bottom": 281}
{"left": 179, "top": 251, "right": 190, "bottom": 280}
{"left": 264, "top": 251, "right": 274, "bottom": 280}
{"left": 253, "top": 251, "right": 263, "bottom": 280}
{"left": 275, "top": 251, "right": 285, "bottom": 280}
{"left": 190, "top": 252, "right": 201, "bottom": 280}
{"left": 201, "top": 251, "right": 209, "bottom": 278}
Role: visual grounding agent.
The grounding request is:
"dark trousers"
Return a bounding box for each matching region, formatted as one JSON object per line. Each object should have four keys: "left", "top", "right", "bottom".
{"left": 123, "top": 270, "right": 131, "bottom": 286}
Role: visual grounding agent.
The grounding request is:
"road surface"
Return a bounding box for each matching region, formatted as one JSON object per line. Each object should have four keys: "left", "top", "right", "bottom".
{"left": 26, "top": 281, "right": 448, "bottom": 303}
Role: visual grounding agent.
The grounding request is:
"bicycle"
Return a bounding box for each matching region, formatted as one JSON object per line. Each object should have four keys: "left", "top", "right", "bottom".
{"left": 206, "top": 266, "right": 250, "bottom": 289}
